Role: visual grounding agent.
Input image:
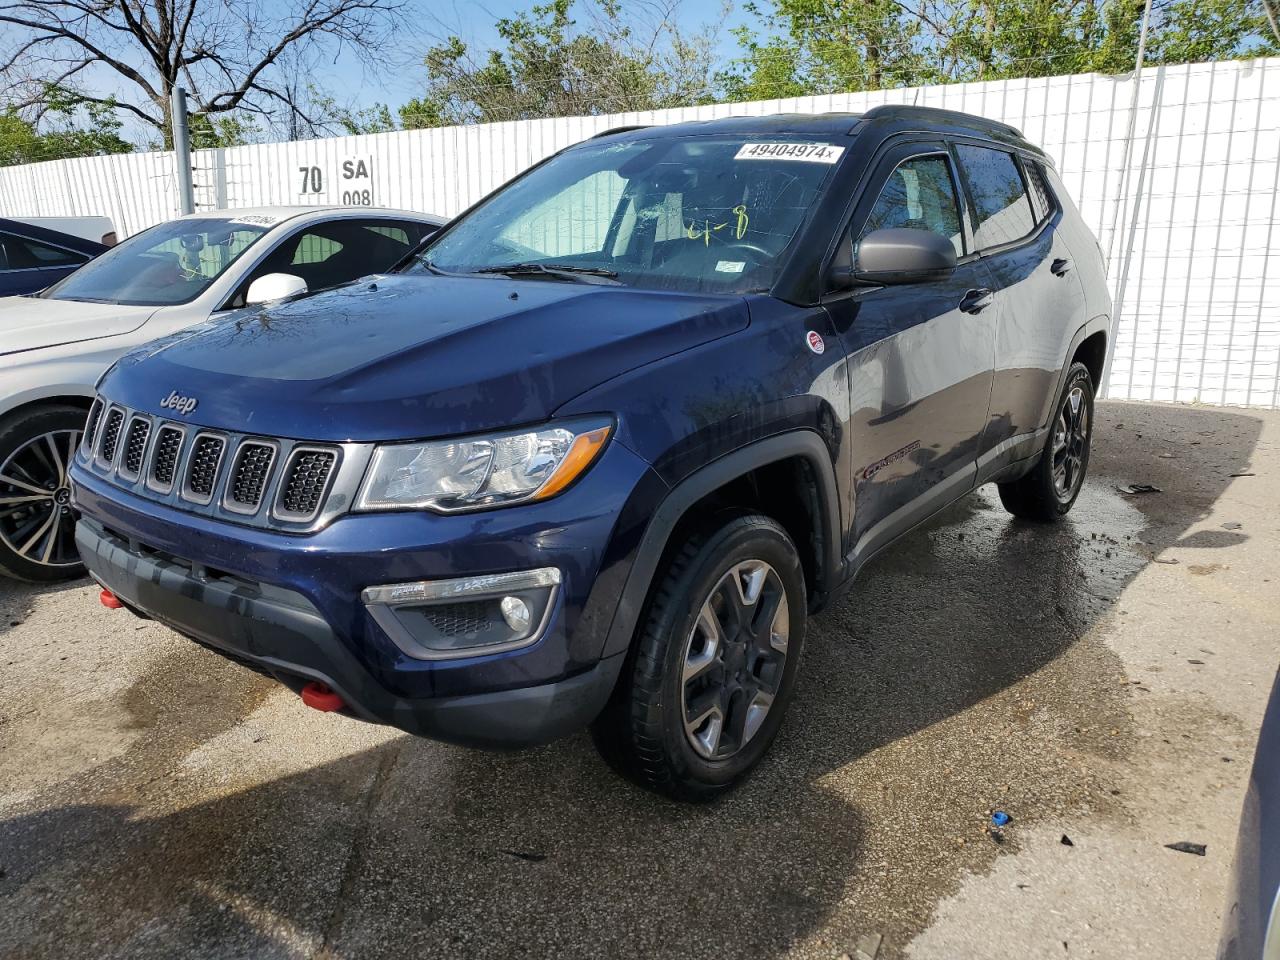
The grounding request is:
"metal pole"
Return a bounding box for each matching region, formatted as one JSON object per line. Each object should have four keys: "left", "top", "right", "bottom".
{"left": 170, "top": 86, "right": 195, "bottom": 215}
{"left": 1100, "top": 0, "right": 1154, "bottom": 397}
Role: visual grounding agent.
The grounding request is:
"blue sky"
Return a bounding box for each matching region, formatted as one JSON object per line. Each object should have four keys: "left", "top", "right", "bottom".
{"left": 60, "top": 0, "right": 751, "bottom": 142}
{"left": 320, "top": 0, "right": 750, "bottom": 114}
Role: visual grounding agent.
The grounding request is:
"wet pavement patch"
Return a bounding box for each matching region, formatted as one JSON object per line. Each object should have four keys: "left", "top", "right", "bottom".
{"left": 0, "top": 400, "right": 1277, "bottom": 960}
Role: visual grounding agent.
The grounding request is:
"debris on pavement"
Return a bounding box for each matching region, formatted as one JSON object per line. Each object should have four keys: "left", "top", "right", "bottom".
{"left": 853, "top": 931, "right": 883, "bottom": 960}
{"left": 1229, "top": 472, "right": 1255, "bottom": 477}
{"left": 500, "top": 849, "right": 548, "bottom": 863}
{"left": 1119, "top": 483, "right": 1163, "bottom": 495}
{"left": 991, "top": 811, "right": 1011, "bottom": 827}
{"left": 1222, "top": 521, "right": 1243, "bottom": 530}
{"left": 1061, "top": 835, "right": 1074, "bottom": 846}
{"left": 1164, "top": 842, "right": 1207, "bottom": 857}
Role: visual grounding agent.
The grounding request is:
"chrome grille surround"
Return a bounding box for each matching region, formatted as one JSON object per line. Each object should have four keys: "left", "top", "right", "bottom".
{"left": 96, "top": 407, "right": 125, "bottom": 467}
{"left": 119, "top": 416, "right": 152, "bottom": 481}
{"left": 75, "top": 395, "right": 373, "bottom": 533}
{"left": 275, "top": 446, "right": 339, "bottom": 521}
{"left": 146, "top": 425, "right": 186, "bottom": 494}
{"left": 181, "top": 433, "right": 227, "bottom": 505}
{"left": 82, "top": 399, "right": 104, "bottom": 456}
{"left": 223, "top": 440, "right": 277, "bottom": 515}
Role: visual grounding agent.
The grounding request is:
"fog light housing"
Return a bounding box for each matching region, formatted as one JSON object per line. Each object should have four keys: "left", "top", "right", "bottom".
{"left": 361, "top": 568, "right": 560, "bottom": 660}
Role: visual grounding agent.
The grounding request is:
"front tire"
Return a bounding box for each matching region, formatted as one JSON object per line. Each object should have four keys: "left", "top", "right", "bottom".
{"left": 592, "top": 513, "right": 807, "bottom": 802}
{"left": 997, "top": 361, "right": 1094, "bottom": 521}
{"left": 0, "top": 405, "right": 88, "bottom": 582}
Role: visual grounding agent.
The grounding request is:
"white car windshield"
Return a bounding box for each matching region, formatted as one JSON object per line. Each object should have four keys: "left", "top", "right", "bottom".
{"left": 43, "top": 218, "right": 272, "bottom": 306}
{"left": 416, "top": 136, "right": 844, "bottom": 294}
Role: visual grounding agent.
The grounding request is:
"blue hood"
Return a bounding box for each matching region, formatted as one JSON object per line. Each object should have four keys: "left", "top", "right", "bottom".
{"left": 100, "top": 274, "right": 750, "bottom": 442}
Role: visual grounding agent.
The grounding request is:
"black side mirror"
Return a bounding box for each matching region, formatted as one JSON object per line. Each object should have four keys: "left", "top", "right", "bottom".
{"left": 831, "top": 227, "right": 958, "bottom": 287}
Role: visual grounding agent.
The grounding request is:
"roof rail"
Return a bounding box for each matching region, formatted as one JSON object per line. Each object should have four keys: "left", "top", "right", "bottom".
{"left": 859, "top": 104, "right": 1022, "bottom": 138}
{"left": 590, "top": 124, "right": 651, "bottom": 139}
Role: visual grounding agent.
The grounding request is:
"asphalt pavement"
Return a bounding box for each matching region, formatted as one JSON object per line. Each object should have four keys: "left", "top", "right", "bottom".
{"left": 1, "top": 399, "right": 1277, "bottom": 960}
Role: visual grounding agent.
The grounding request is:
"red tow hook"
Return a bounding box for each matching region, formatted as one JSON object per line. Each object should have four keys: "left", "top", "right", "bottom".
{"left": 99, "top": 589, "right": 124, "bottom": 609}
{"left": 301, "top": 681, "right": 345, "bottom": 712}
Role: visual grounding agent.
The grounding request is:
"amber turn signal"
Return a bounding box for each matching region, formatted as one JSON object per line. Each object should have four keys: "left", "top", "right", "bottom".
{"left": 534, "top": 425, "right": 612, "bottom": 500}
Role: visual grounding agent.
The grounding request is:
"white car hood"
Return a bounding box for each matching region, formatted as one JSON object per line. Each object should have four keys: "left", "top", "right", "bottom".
{"left": 0, "top": 296, "right": 157, "bottom": 357}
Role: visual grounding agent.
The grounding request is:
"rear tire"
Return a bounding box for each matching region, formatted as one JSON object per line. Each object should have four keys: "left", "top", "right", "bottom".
{"left": 0, "top": 405, "right": 88, "bottom": 582}
{"left": 592, "top": 513, "right": 807, "bottom": 802}
{"left": 997, "top": 361, "right": 1093, "bottom": 522}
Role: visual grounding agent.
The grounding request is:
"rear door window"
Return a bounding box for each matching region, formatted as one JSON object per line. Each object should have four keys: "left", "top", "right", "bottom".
{"left": 955, "top": 144, "right": 1037, "bottom": 250}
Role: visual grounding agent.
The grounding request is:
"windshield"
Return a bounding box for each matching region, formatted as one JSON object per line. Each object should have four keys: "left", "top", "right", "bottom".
{"left": 42, "top": 217, "right": 272, "bottom": 306}
{"left": 415, "top": 136, "right": 845, "bottom": 294}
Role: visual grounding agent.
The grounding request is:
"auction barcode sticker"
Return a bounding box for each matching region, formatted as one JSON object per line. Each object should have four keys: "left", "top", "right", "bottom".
{"left": 735, "top": 142, "right": 845, "bottom": 163}
{"left": 229, "top": 213, "right": 282, "bottom": 226}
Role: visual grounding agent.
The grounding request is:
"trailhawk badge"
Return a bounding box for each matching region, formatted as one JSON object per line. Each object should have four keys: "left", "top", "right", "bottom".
{"left": 160, "top": 390, "right": 199, "bottom": 415}
{"left": 806, "top": 331, "right": 825, "bottom": 355}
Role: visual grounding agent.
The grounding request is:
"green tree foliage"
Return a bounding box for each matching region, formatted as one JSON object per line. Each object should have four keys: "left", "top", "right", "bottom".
{"left": 0, "top": 86, "right": 133, "bottom": 166}
{"left": 299, "top": 87, "right": 397, "bottom": 136}
{"left": 187, "top": 113, "right": 261, "bottom": 150}
{"left": 400, "top": 0, "right": 722, "bottom": 127}
{"left": 723, "top": 0, "right": 1280, "bottom": 98}
{"left": 721, "top": 0, "right": 929, "bottom": 101}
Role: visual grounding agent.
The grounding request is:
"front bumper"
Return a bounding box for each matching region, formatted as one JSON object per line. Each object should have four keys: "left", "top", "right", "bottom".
{"left": 79, "top": 516, "right": 620, "bottom": 747}
{"left": 71, "top": 438, "right": 667, "bottom": 747}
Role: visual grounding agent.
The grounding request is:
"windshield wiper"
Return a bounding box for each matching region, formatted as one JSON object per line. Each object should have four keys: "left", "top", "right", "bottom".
{"left": 414, "top": 256, "right": 450, "bottom": 276}
{"left": 472, "top": 262, "right": 620, "bottom": 284}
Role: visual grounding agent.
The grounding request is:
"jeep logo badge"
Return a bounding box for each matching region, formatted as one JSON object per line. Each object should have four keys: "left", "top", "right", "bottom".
{"left": 160, "top": 390, "right": 199, "bottom": 415}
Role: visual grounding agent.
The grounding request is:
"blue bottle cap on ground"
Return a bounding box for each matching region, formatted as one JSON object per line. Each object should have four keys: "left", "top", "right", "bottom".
{"left": 991, "top": 811, "right": 1011, "bottom": 827}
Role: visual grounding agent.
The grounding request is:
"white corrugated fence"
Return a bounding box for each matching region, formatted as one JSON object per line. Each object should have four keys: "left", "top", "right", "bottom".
{"left": 2, "top": 57, "right": 1278, "bottom": 408}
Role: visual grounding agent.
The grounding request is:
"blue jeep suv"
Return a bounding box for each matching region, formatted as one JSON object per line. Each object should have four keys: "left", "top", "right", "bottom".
{"left": 70, "top": 107, "right": 1110, "bottom": 800}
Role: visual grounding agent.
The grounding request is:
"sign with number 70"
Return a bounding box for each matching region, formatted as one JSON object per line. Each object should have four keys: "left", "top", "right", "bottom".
{"left": 295, "top": 155, "right": 375, "bottom": 205}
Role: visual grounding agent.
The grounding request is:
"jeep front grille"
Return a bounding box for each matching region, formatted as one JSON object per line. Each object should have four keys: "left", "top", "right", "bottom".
{"left": 150, "top": 426, "right": 184, "bottom": 489}
{"left": 120, "top": 417, "right": 151, "bottom": 479}
{"left": 82, "top": 400, "right": 103, "bottom": 454}
{"left": 226, "top": 441, "right": 275, "bottom": 512}
{"left": 76, "top": 396, "right": 366, "bottom": 533}
{"left": 98, "top": 408, "right": 124, "bottom": 464}
{"left": 183, "top": 435, "right": 226, "bottom": 502}
{"left": 277, "top": 449, "right": 337, "bottom": 519}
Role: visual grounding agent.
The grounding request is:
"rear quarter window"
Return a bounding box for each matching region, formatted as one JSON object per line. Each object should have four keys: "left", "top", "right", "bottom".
{"left": 0, "top": 232, "right": 88, "bottom": 269}
{"left": 1022, "top": 160, "right": 1056, "bottom": 223}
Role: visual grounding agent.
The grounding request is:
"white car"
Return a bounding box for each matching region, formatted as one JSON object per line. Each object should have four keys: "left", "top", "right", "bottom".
{"left": 0, "top": 205, "right": 445, "bottom": 581}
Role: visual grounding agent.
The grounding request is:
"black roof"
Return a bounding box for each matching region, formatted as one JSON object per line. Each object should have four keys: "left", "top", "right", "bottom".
{"left": 593, "top": 113, "right": 862, "bottom": 142}
{"left": 588, "top": 104, "right": 1037, "bottom": 154}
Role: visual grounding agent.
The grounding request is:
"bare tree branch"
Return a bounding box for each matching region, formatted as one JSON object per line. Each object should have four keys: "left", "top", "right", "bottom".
{"left": 0, "top": 0, "right": 408, "bottom": 144}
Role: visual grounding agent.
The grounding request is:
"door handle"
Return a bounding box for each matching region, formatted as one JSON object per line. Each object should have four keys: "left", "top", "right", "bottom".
{"left": 1051, "top": 257, "right": 1072, "bottom": 276}
{"left": 959, "top": 287, "right": 994, "bottom": 314}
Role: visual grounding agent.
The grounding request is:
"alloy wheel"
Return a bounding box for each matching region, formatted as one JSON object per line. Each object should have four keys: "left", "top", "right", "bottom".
{"left": 680, "top": 559, "right": 789, "bottom": 761}
{"left": 0, "top": 429, "right": 82, "bottom": 569}
{"left": 1051, "top": 385, "right": 1089, "bottom": 501}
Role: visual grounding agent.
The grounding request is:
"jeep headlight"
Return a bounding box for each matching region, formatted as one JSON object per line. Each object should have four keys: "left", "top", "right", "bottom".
{"left": 354, "top": 419, "right": 612, "bottom": 513}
